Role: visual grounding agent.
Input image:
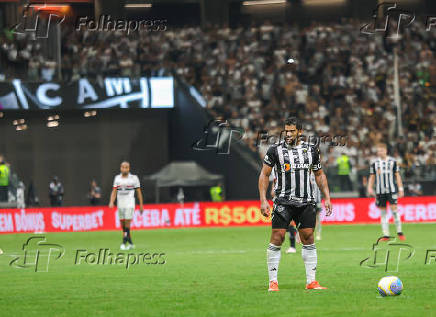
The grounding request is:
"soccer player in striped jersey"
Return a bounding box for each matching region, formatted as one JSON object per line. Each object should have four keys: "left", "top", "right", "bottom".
{"left": 367, "top": 143, "right": 405, "bottom": 241}
{"left": 259, "top": 117, "right": 332, "bottom": 291}
{"left": 109, "top": 161, "right": 144, "bottom": 250}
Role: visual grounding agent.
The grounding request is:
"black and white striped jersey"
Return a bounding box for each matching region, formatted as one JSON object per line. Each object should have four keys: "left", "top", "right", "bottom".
{"left": 369, "top": 157, "right": 399, "bottom": 194}
{"left": 263, "top": 141, "right": 322, "bottom": 205}
{"left": 310, "top": 172, "right": 322, "bottom": 204}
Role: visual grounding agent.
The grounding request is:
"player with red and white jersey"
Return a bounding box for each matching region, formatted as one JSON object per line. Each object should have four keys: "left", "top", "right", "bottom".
{"left": 109, "top": 161, "right": 144, "bottom": 250}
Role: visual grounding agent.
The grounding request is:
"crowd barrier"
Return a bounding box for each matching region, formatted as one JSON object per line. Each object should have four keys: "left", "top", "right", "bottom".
{"left": 0, "top": 196, "right": 435, "bottom": 234}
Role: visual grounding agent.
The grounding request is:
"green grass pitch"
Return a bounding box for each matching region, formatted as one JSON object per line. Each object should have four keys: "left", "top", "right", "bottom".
{"left": 1, "top": 223, "right": 436, "bottom": 317}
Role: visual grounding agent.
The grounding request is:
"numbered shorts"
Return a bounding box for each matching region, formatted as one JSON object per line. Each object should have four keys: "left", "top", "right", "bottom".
{"left": 376, "top": 193, "right": 398, "bottom": 208}
{"left": 118, "top": 208, "right": 134, "bottom": 220}
{"left": 271, "top": 203, "right": 316, "bottom": 229}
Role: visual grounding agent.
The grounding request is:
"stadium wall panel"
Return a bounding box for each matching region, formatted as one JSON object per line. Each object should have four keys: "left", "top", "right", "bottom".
{"left": 0, "top": 109, "right": 170, "bottom": 206}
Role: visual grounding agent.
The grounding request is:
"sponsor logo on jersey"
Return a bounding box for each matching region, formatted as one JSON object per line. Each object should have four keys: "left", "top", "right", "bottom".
{"left": 275, "top": 205, "right": 285, "bottom": 213}
{"left": 284, "top": 163, "right": 310, "bottom": 170}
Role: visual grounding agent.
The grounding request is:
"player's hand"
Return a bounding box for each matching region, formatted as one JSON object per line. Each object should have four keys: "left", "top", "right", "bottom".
{"left": 367, "top": 189, "right": 375, "bottom": 197}
{"left": 139, "top": 205, "right": 144, "bottom": 214}
{"left": 324, "top": 199, "right": 332, "bottom": 216}
{"left": 109, "top": 202, "right": 114, "bottom": 208}
{"left": 398, "top": 190, "right": 404, "bottom": 198}
{"left": 260, "top": 200, "right": 271, "bottom": 217}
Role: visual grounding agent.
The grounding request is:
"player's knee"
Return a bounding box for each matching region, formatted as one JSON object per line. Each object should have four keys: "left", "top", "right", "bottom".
{"left": 301, "top": 236, "right": 314, "bottom": 245}
{"left": 270, "top": 231, "right": 285, "bottom": 246}
{"left": 299, "top": 230, "right": 314, "bottom": 244}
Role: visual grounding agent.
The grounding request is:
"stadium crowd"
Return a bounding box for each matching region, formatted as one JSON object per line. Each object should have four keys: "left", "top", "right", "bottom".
{"left": 1, "top": 20, "right": 435, "bottom": 184}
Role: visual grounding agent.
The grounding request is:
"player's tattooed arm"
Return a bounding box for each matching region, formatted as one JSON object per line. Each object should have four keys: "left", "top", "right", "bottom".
{"left": 259, "top": 164, "right": 273, "bottom": 217}
{"left": 314, "top": 169, "right": 332, "bottom": 216}
{"left": 270, "top": 178, "right": 276, "bottom": 198}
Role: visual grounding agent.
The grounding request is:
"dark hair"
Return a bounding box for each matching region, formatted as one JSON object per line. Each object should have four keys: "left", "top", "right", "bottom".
{"left": 284, "top": 117, "right": 303, "bottom": 130}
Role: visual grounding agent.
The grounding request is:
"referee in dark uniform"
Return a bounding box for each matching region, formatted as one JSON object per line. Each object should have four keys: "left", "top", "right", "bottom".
{"left": 259, "top": 117, "right": 332, "bottom": 291}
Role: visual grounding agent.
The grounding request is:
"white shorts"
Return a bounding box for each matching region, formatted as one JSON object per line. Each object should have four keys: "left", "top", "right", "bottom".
{"left": 118, "top": 208, "right": 134, "bottom": 220}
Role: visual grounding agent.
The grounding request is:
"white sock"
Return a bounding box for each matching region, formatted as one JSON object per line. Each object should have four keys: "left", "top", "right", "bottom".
{"left": 392, "top": 211, "right": 402, "bottom": 233}
{"left": 380, "top": 209, "right": 389, "bottom": 236}
{"left": 302, "top": 244, "right": 317, "bottom": 284}
{"left": 267, "top": 243, "right": 281, "bottom": 282}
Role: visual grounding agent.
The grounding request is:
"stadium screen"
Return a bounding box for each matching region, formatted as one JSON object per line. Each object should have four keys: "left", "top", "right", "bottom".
{"left": 0, "top": 77, "right": 174, "bottom": 110}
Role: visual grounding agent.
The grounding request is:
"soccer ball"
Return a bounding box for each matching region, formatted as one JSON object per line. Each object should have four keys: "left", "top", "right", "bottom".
{"left": 377, "top": 276, "right": 403, "bottom": 296}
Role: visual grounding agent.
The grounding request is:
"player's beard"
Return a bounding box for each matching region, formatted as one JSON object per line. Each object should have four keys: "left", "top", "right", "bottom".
{"left": 285, "top": 136, "right": 298, "bottom": 146}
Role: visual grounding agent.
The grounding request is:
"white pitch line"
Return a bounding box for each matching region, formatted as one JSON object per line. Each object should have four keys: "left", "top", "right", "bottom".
{"left": 173, "top": 246, "right": 436, "bottom": 255}
{"left": 322, "top": 247, "right": 367, "bottom": 251}
{"left": 175, "top": 250, "right": 248, "bottom": 255}
{"left": 2, "top": 246, "right": 434, "bottom": 257}
{"left": 173, "top": 247, "right": 370, "bottom": 255}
